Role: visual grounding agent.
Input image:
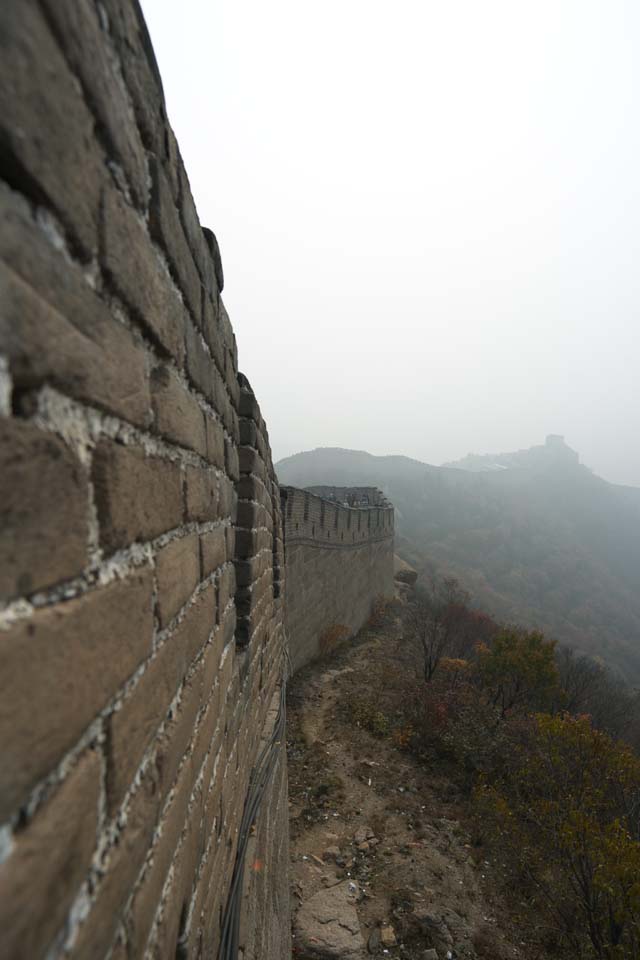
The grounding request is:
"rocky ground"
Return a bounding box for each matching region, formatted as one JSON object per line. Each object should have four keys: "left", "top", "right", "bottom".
{"left": 286, "top": 605, "right": 547, "bottom": 960}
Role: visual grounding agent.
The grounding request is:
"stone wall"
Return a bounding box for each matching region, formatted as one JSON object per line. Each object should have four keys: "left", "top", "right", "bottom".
{"left": 0, "top": 3, "right": 288, "bottom": 959}
{"left": 282, "top": 487, "right": 395, "bottom": 672}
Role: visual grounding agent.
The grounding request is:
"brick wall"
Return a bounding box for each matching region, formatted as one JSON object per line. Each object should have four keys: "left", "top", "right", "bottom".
{"left": 0, "top": 2, "right": 288, "bottom": 958}
{"left": 281, "top": 487, "right": 395, "bottom": 671}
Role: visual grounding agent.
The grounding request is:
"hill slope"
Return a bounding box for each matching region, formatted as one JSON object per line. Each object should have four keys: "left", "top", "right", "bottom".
{"left": 276, "top": 441, "right": 640, "bottom": 678}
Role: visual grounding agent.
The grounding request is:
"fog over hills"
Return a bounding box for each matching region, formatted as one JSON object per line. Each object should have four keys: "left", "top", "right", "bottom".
{"left": 276, "top": 438, "right": 640, "bottom": 679}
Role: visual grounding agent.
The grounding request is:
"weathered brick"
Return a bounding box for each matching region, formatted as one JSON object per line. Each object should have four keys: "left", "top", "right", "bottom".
{"left": 98, "top": 0, "right": 167, "bottom": 155}
{"left": 155, "top": 533, "right": 200, "bottom": 628}
{"left": 0, "top": 2, "right": 104, "bottom": 257}
{"left": 201, "top": 733, "right": 225, "bottom": 846}
{"left": 150, "top": 794, "right": 204, "bottom": 959}
{"left": 0, "top": 420, "right": 88, "bottom": 601}
{"left": 69, "top": 771, "right": 162, "bottom": 960}
{"left": 125, "top": 750, "right": 194, "bottom": 958}
{"left": 178, "top": 165, "right": 215, "bottom": 292}
{"left": 234, "top": 553, "right": 269, "bottom": 589}
{"left": 107, "top": 584, "right": 215, "bottom": 813}
{"left": 226, "top": 368, "right": 241, "bottom": 415}
{"left": 185, "top": 318, "right": 215, "bottom": 404}
{"left": 236, "top": 571, "right": 270, "bottom": 616}
{"left": 226, "top": 524, "right": 236, "bottom": 559}
{"left": 200, "top": 527, "right": 227, "bottom": 578}
{"left": 216, "top": 375, "right": 239, "bottom": 437}
{"left": 102, "top": 188, "right": 185, "bottom": 363}
{"left": 237, "top": 474, "right": 269, "bottom": 506}
{"left": 217, "top": 564, "right": 236, "bottom": 618}
{"left": 199, "top": 839, "right": 229, "bottom": 951}
{"left": 0, "top": 187, "right": 150, "bottom": 427}
{"left": 92, "top": 440, "right": 183, "bottom": 552}
{"left": 202, "top": 227, "right": 224, "bottom": 293}
{"left": 149, "top": 159, "right": 202, "bottom": 322}
{"left": 154, "top": 670, "right": 203, "bottom": 807}
{"left": 238, "top": 445, "right": 264, "bottom": 478}
{"left": 204, "top": 412, "right": 225, "bottom": 468}
{"left": 0, "top": 749, "right": 100, "bottom": 960}
{"left": 0, "top": 570, "right": 153, "bottom": 822}
{"left": 218, "top": 474, "right": 238, "bottom": 521}
{"left": 201, "top": 290, "right": 225, "bottom": 371}
{"left": 236, "top": 500, "right": 267, "bottom": 530}
{"left": 237, "top": 385, "right": 260, "bottom": 422}
{"left": 150, "top": 365, "right": 206, "bottom": 456}
{"left": 185, "top": 465, "right": 220, "bottom": 523}
{"left": 238, "top": 418, "right": 257, "bottom": 447}
{"left": 126, "top": 675, "right": 221, "bottom": 957}
{"left": 219, "top": 300, "right": 238, "bottom": 372}
{"left": 235, "top": 527, "right": 271, "bottom": 560}
{"left": 226, "top": 438, "right": 241, "bottom": 480}
{"left": 39, "top": 0, "right": 149, "bottom": 209}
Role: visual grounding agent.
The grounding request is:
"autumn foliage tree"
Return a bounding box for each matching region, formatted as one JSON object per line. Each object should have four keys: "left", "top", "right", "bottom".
{"left": 475, "top": 627, "right": 558, "bottom": 718}
{"left": 393, "top": 576, "right": 640, "bottom": 957}
{"left": 478, "top": 714, "right": 640, "bottom": 959}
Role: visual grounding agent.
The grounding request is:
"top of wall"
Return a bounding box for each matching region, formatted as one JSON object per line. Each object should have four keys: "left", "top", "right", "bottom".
{"left": 303, "top": 485, "right": 393, "bottom": 509}
{"left": 280, "top": 485, "right": 394, "bottom": 547}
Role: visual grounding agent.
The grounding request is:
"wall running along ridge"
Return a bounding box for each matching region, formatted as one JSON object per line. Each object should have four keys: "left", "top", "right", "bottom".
{"left": 282, "top": 487, "right": 395, "bottom": 672}
{"left": 0, "top": 2, "right": 394, "bottom": 958}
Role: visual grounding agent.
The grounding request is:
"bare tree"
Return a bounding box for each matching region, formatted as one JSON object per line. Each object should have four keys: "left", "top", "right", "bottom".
{"left": 405, "top": 576, "right": 471, "bottom": 682}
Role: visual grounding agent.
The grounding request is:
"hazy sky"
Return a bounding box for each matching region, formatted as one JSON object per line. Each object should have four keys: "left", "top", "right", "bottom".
{"left": 141, "top": 0, "right": 640, "bottom": 485}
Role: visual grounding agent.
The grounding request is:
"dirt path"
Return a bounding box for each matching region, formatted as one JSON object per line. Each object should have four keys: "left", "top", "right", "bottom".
{"left": 286, "top": 610, "right": 540, "bottom": 960}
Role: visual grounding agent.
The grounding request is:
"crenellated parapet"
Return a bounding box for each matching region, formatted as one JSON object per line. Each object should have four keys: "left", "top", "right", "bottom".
{"left": 281, "top": 486, "right": 395, "bottom": 671}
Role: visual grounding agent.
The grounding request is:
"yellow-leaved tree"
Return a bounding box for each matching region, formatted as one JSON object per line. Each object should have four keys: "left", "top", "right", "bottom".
{"left": 478, "top": 714, "right": 640, "bottom": 958}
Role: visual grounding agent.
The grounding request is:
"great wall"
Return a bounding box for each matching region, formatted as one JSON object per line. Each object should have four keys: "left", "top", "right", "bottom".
{"left": 0, "top": 3, "right": 394, "bottom": 958}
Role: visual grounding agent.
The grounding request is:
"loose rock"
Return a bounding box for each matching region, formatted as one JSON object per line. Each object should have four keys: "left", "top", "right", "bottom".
{"left": 294, "top": 881, "right": 365, "bottom": 958}
{"left": 380, "top": 924, "right": 397, "bottom": 947}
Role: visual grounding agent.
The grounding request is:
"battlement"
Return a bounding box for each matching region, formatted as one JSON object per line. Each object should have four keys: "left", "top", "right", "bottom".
{"left": 281, "top": 485, "right": 394, "bottom": 547}
{"left": 281, "top": 487, "right": 394, "bottom": 671}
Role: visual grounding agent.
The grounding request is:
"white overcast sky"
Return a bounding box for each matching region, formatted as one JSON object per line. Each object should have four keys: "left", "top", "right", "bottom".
{"left": 141, "top": 0, "right": 640, "bottom": 485}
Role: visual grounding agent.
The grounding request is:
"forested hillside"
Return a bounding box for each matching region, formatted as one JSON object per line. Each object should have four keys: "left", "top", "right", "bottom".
{"left": 276, "top": 440, "right": 640, "bottom": 679}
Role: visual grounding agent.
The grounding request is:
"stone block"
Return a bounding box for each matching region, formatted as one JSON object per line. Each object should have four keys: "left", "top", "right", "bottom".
{"left": 124, "top": 748, "right": 195, "bottom": 957}
{"left": 92, "top": 440, "right": 183, "bottom": 552}
{"left": 0, "top": 569, "right": 153, "bottom": 821}
{"left": 0, "top": 2, "right": 103, "bottom": 257}
{"left": 155, "top": 533, "right": 200, "bottom": 627}
{"left": 236, "top": 500, "right": 267, "bottom": 530}
{"left": 102, "top": 188, "right": 186, "bottom": 364}
{"left": 202, "top": 227, "right": 224, "bottom": 292}
{"left": 150, "top": 364, "right": 206, "bottom": 456}
{"left": 185, "top": 318, "right": 215, "bottom": 404}
{"left": 0, "top": 749, "right": 100, "bottom": 960}
{"left": 39, "top": 0, "right": 148, "bottom": 209}
{"left": 0, "top": 419, "right": 88, "bottom": 601}
{"left": 217, "top": 564, "right": 236, "bottom": 617}
{"left": 178, "top": 165, "right": 215, "bottom": 291}
{"left": 98, "top": 0, "right": 167, "bottom": 154}
{"left": 0, "top": 187, "right": 150, "bottom": 427}
{"left": 68, "top": 771, "right": 162, "bottom": 960}
{"left": 149, "top": 159, "right": 202, "bottom": 323}
{"left": 200, "top": 526, "right": 227, "bottom": 578}
{"left": 201, "top": 290, "right": 225, "bottom": 373}
{"left": 185, "top": 465, "right": 220, "bottom": 523}
{"left": 203, "top": 412, "right": 225, "bottom": 468}
{"left": 106, "top": 583, "right": 214, "bottom": 815}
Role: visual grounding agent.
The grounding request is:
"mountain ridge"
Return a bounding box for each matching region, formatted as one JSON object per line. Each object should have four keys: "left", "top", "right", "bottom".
{"left": 276, "top": 441, "right": 640, "bottom": 679}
